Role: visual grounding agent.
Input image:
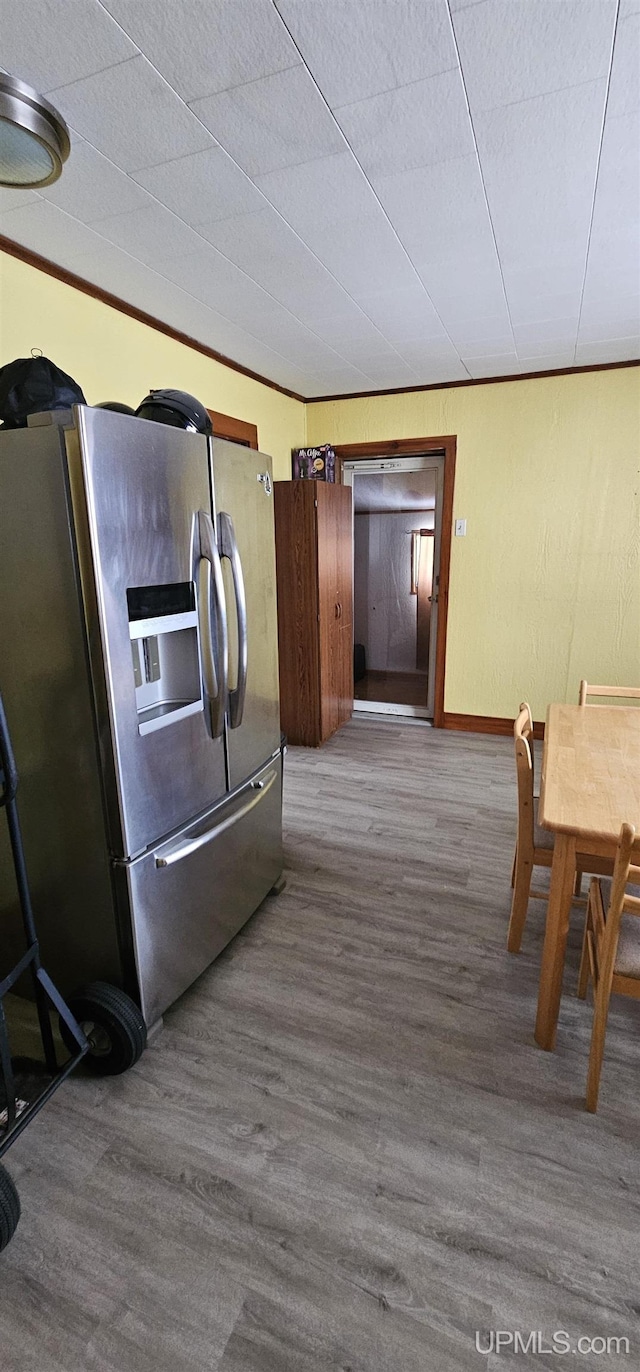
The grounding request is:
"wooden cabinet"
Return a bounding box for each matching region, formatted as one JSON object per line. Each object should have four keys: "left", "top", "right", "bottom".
{"left": 274, "top": 481, "right": 353, "bottom": 747}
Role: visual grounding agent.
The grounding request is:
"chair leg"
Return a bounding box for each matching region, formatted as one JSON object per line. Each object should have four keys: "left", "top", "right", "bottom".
{"left": 510, "top": 845, "right": 517, "bottom": 889}
{"left": 574, "top": 870, "right": 583, "bottom": 899}
{"left": 577, "top": 917, "right": 590, "bottom": 1000}
{"left": 507, "top": 856, "right": 533, "bottom": 953}
{"left": 585, "top": 978, "right": 612, "bottom": 1113}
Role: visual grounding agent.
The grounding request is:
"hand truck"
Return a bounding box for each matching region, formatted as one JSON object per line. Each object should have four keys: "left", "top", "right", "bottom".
{"left": 0, "top": 693, "right": 88, "bottom": 1251}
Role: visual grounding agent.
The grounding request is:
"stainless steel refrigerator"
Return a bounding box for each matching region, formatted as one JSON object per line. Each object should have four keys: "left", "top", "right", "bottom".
{"left": 0, "top": 406, "right": 283, "bottom": 1030}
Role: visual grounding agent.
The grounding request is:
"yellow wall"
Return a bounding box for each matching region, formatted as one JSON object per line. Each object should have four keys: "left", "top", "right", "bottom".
{"left": 2, "top": 250, "right": 638, "bottom": 723}
{"left": 0, "top": 251, "right": 305, "bottom": 478}
{"left": 307, "top": 370, "right": 640, "bottom": 720}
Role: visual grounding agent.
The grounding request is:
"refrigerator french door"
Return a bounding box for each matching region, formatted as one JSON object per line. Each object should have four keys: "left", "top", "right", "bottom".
{"left": 0, "top": 408, "right": 283, "bottom": 1031}
{"left": 210, "top": 439, "right": 281, "bottom": 789}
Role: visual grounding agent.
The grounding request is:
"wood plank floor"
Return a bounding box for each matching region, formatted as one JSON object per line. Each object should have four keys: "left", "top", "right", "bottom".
{"left": 354, "top": 670, "right": 428, "bottom": 708}
{"left": 1, "top": 719, "right": 639, "bottom": 1370}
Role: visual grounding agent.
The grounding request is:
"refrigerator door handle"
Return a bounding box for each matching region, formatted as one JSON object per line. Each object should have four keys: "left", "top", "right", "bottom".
{"left": 154, "top": 768, "right": 277, "bottom": 867}
{"left": 198, "top": 509, "right": 228, "bottom": 738}
{"left": 219, "top": 511, "right": 248, "bottom": 729}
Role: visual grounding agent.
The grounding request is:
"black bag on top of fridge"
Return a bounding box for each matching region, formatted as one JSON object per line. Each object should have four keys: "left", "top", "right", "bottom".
{"left": 0, "top": 354, "right": 86, "bottom": 429}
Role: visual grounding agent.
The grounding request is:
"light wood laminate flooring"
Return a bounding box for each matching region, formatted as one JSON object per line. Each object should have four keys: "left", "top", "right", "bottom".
{"left": 1, "top": 719, "right": 639, "bottom": 1370}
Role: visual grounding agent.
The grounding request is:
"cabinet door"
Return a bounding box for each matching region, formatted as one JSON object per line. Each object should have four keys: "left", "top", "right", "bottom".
{"left": 317, "top": 485, "right": 353, "bottom": 740}
{"left": 335, "top": 485, "right": 354, "bottom": 728}
{"left": 274, "top": 481, "right": 321, "bottom": 746}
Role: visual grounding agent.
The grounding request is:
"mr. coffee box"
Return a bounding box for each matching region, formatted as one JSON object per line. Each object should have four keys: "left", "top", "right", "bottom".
{"left": 292, "top": 445, "right": 336, "bottom": 482}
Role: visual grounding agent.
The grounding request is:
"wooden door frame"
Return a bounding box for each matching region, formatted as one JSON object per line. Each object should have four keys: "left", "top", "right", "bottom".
{"left": 208, "top": 409, "right": 259, "bottom": 449}
{"left": 334, "top": 435, "right": 456, "bottom": 730}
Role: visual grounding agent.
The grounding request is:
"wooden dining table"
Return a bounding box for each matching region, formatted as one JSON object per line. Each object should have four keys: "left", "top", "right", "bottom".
{"left": 535, "top": 702, "right": 640, "bottom": 1050}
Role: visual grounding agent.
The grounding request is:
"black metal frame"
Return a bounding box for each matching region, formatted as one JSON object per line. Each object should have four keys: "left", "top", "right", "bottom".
{"left": 0, "top": 693, "right": 87, "bottom": 1159}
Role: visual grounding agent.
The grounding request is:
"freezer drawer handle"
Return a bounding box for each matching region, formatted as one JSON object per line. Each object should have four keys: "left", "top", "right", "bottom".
{"left": 218, "top": 511, "right": 248, "bottom": 730}
{"left": 198, "top": 510, "right": 228, "bottom": 739}
{"left": 154, "top": 769, "right": 277, "bottom": 868}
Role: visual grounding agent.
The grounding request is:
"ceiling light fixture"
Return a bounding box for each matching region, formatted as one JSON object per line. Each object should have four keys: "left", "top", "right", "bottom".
{"left": 0, "top": 73, "right": 70, "bottom": 188}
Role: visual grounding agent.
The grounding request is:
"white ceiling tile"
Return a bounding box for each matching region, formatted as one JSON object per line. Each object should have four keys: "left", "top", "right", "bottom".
{"left": 40, "top": 139, "right": 150, "bottom": 221}
{"left": 255, "top": 151, "right": 377, "bottom": 232}
{"left": 199, "top": 206, "right": 359, "bottom": 318}
{"left": 509, "top": 353, "right": 575, "bottom": 372}
{"left": 374, "top": 155, "right": 497, "bottom": 272}
{"left": 393, "top": 338, "right": 466, "bottom": 368}
{"left": 418, "top": 254, "right": 509, "bottom": 325}
{"left": 102, "top": 0, "right": 298, "bottom": 102}
{"left": 0, "top": 186, "right": 42, "bottom": 212}
{"left": 508, "top": 290, "right": 586, "bottom": 327}
{"left": 0, "top": 199, "right": 114, "bottom": 265}
{"left": 513, "top": 318, "right": 579, "bottom": 351}
{"left": 464, "top": 354, "right": 522, "bottom": 377}
{"left": 504, "top": 258, "right": 589, "bottom": 334}
{"left": 575, "top": 338, "right": 640, "bottom": 364}
{"left": 254, "top": 150, "right": 419, "bottom": 298}
{"left": 515, "top": 342, "right": 576, "bottom": 363}
{"left": 190, "top": 66, "right": 343, "bottom": 177}
{"left": 48, "top": 57, "right": 213, "bottom": 173}
{"left": 475, "top": 81, "right": 607, "bottom": 272}
{"left": 455, "top": 334, "right": 516, "bottom": 358}
{"left": 294, "top": 301, "right": 391, "bottom": 350}
{"left": 306, "top": 211, "right": 420, "bottom": 300}
{"left": 578, "top": 306, "right": 640, "bottom": 343}
{"left": 154, "top": 246, "right": 337, "bottom": 358}
{"left": 300, "top": 363, "right": 374, "bottom": 393}
{"left": 607, "top": 2, "right": 640, "bottom": 118}
{"left": 584, "top": 113, "right": 640, "bottom": 281}
{"left": 0, "top": 0, "right": 138, "bottom": 93}
{"left": 274, "top": 0, "right": 457, "bottom": 108}
{"left": 353, "top": 359, "right": 422, "bottom": 387}
{"left": 452, "top": 0, "right": 617, "bottom": 112}
{"left": 353, "top": 286, "right": 446, "bottom": 344}
{"left": 153, "top": 244, "right": 286, "bottom": 322}
{"left": 133, "top": 147, "right": 264, "bottom": 227}
{"left": 335, "top": 69, "right": 474, "bottom": 179}
{"left": 92, "top": 202, "right": 205, "bottom": 263}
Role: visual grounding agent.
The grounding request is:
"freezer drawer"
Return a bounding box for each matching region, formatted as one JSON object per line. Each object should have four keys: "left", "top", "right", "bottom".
{"left": 118, "top": 755, "right": 283, "bottom": 1026}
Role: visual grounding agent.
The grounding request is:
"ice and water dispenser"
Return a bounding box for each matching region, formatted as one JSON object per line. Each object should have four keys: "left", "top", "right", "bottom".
{"left": 127, "top": 582, "right": 203, "bottom": 735}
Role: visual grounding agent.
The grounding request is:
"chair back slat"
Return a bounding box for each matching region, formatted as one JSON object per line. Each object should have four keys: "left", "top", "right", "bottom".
{"left": 579, "top": 679, "right": 640, "bottom": 705}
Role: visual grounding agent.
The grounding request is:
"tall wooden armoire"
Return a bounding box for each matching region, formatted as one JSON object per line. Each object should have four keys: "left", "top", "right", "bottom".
{"left": 274, "top": 480, "right": 353, "bottom": 747}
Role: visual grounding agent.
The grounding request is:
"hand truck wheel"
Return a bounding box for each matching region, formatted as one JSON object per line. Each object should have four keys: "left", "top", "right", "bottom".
{"left": 0, "top": 1165, "right": 20, "bottom": 1251}
{"left": 59, "top": 982, "right": 146, "bottom": 1076}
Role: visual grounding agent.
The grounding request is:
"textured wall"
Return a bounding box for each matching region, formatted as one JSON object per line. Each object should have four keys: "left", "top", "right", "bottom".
{"left": 308, "top": 368, "right": 640, "bottom": 720}
{"left": 0, "top": 251, "right": 306, "bottom": 479}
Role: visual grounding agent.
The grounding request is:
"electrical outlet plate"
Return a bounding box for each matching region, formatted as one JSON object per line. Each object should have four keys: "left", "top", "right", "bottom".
{"left": 455, "top": 519, "right": 467, "bottom": 536}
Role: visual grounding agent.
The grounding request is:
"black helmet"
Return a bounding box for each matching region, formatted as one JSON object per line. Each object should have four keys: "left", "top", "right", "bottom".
{"left": 135, "top": 389, "right": 212, "bottom": 435}
{"left": 95, "top": 401, "right": 137, "bottom": 415}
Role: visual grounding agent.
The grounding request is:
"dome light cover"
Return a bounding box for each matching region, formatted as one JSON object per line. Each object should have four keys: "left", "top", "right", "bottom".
{"left": 0, "top": 74, "right": 70, "bottom": 188}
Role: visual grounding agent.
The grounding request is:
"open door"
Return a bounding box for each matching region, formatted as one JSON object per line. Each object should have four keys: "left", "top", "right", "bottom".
{"left": 343, "top": 455, "right": 444, "bottom": 719}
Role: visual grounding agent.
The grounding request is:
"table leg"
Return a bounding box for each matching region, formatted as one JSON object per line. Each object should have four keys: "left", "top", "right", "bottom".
{"left": 535, "top": 832, "right": 577, "bottom": 1050}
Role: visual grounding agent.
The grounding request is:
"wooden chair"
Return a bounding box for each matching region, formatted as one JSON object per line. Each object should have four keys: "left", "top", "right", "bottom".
{"left": 507, "top": 702, "right": 612, "bottom": 954}
{"left": 578, "top": 680, "right": 640, "bottom": 706}
{"left": 507, "top": 703, "right": 554, "bottom": 953}
{"left": 577, "top": 824, "right": 640, "bottom": 1111}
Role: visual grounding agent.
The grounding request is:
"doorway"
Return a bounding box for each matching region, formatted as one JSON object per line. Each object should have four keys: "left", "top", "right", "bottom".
{"left": 343, "top": 455, "right": 444, "bottom": 719}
